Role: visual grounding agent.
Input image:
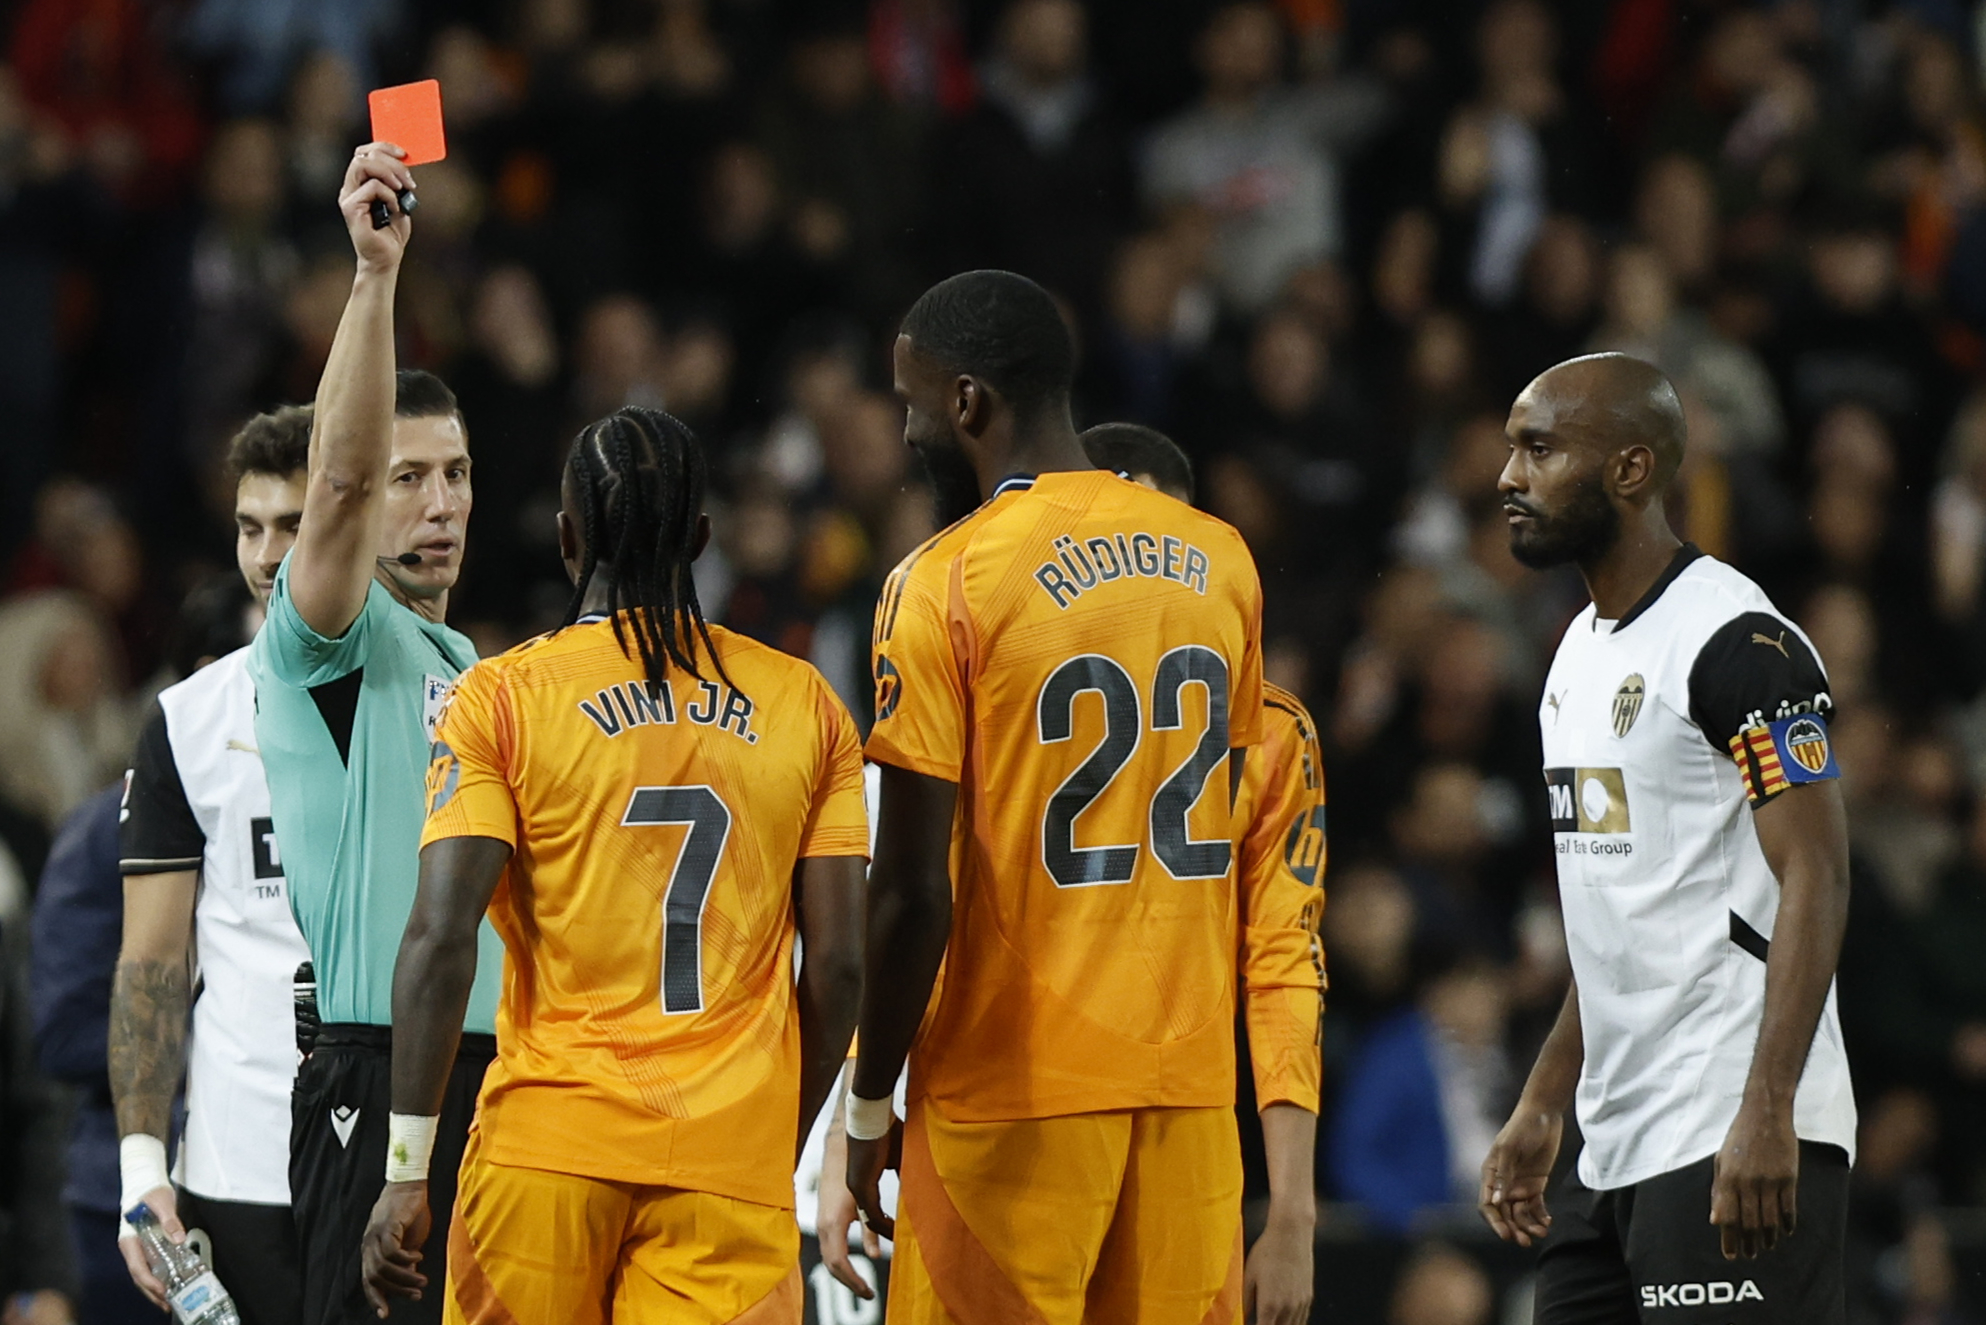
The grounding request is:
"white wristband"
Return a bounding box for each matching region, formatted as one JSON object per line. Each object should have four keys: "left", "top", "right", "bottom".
{"left": 844, "top": 1092, "right": 896, "bottom": 1142}
{"left": 385, "top": 1113, "right": 440, "bottom": 1183}
{"left": 119, "top": 1134, "right": 171, "bottom": 1214}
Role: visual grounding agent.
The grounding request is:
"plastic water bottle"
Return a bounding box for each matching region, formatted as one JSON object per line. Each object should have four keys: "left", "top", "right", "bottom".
{"left": 124, "top": 1204, "right": 241, "bottom": 1325}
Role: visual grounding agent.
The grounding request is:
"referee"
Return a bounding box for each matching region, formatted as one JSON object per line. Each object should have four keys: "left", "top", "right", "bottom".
{"left": 1481, "top": 354, "right": 1855, "bottom": 1323}
{"left": 247, "top": 144, "right": 501, "bottom": 1325}
{"left": 113, "top": 407, "right": 316, "bottom": 1324}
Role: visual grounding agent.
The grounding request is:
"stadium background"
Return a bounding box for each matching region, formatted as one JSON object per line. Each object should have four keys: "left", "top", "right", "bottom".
{"left": 0, "top": 0, "right": 1984, "bottom": 1320}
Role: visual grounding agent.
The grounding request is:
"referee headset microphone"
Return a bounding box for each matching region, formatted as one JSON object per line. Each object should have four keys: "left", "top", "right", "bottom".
{"left": 558, "top": 405, "right": 736, "bottom": 696}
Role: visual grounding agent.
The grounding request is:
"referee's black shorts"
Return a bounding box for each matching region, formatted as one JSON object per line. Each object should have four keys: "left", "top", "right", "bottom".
{"left": 1535, "top": 1142, "right": 1850, "bottom": 1325}
{"left": 290, "top": 1023, "right": 496, "bottom": 1325}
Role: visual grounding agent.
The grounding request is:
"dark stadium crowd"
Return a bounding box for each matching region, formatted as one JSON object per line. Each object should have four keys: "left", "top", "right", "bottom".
{"left": 0, "top": 0, "right": 1984, "bottom": 1320}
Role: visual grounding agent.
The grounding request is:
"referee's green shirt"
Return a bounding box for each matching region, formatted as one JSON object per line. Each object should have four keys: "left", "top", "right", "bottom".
{"left": 249, "top": 555, "right": 502, "bottom": 1032}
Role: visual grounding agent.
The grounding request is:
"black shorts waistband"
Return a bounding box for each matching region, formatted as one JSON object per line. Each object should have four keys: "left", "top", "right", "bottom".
{"left": 315, "top": 1023, "right": 498, "bottom": 1057}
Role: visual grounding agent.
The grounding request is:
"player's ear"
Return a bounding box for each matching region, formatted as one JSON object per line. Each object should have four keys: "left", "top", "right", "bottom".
{"left": 956, "top": 376, "right": 987, "bottom": 436}
{"left": 1612, "top": 443, "right": 1657, "bottom": 501}
{"left": 691, "top": 511, "right": 712, "bottom": 562}
{"left": 556, "top": 508, "right": 576, "bottom": 561}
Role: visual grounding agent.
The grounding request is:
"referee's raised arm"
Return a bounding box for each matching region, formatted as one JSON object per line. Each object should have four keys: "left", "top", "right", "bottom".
{"left": 288, "top": 142, "right": 419, "bottom": 640}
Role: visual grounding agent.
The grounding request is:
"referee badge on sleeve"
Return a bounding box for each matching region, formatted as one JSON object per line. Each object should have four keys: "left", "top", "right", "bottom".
{"left": 1728, "top": 715, "right": 1840, "bottom": 804}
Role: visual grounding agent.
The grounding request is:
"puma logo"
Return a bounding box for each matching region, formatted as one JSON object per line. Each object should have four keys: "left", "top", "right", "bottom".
{"left": 226, "top": 739, "right": 259, "bottom": 754}
{"left": 1752, "top": 631, "right": 1789, "bottom": 658}
{"left": 1546, "top": 692, "right": 1563, "bottom": 719}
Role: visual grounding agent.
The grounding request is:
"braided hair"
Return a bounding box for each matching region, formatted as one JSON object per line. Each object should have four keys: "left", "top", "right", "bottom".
{"left": 560, "top": 407, "right": 730, "bottom": 694}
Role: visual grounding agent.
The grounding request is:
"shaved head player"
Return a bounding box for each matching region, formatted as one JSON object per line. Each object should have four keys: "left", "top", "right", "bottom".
{"left": 1482, "top": 354, "right": 1855, "bottom": 1325}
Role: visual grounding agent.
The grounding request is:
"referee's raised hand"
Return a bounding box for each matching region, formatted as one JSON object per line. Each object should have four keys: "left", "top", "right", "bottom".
{"left": 339, "top": 143, "right": 415, "bottom": 273}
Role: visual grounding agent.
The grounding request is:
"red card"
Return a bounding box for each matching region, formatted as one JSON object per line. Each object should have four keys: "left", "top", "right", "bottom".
{"left": 367, "top": 80, "right": 447, "bottom": 166}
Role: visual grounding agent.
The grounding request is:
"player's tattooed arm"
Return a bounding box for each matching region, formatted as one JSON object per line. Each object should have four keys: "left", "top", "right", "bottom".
{"left": 1712, "top": 780, "right": 1849, "bottom": 1260}
{"left": 109, "top": 872, "right": 197, "bottom": 1141}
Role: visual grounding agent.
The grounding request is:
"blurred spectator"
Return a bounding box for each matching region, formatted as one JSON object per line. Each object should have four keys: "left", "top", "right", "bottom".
{"left": 1482, "top": 214, "right": 1600, "bottom": 404}
{"left": 0, "top": 593, "right": 131, "bottom": 835}
{"left": 758, "top": 18, "right": 930, "bottom": 322}
{"left": 1329, "top": 958, "right": 1513, "bottom": 1233}
{"left": 940, "top": 0, "right": 1132, "bottom": 327}
{"left": 10, "top": 0, "right": 203, "bottom": 207}
{"left": 181, "top": 0, "right": 396, "bottom": 113}
{"left": 1435, "top": 1, "right": 1596, "bottom": 308}
{"left": 868, "top": 0, "right": 974, "bottom": 114}
{"left": 1588, "top": 244, "right": 1783, "bottom": 462}
{"left": 1142, "top": 2, "right": 1388, "bottom": 314}
{"left": 281, "top": 50, "right": 359, "bottom": 218}
{"left": 29, "top": 785, "right": 132, "bottom": 1324}
{"left": 1387, "top": 1243, "right": 1493, "bottom": 1325}
{"left": 451, "top": 265, "right": 569, "bottom": 633}
{"left": 183, "top": 120, "right": 298, "bottom": 487}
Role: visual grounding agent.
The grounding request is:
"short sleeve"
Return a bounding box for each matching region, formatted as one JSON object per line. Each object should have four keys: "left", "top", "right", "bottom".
{"left": 799, "top": 683, "right": 871, "bottom": 859}
{"left": 420, "top": 663, "right": 519, "bottom": 849}
{"left": 1228, "top": 554, "right": 1266, "bottom": 749}
{"left": 1688, "top": 611, "right": 1840, "bottom": 807}
{"left": 253, "top": 553, "right": 378, "bottom": 688}
{"left": 119, "top": 706, "right": 205, "bottom": 874}
{"left": 864, "top": 557, "right": 967, "bottom": 781}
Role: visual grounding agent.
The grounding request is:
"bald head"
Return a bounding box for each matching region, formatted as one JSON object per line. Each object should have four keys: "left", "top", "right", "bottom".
{"left": 1520, "top": 352, "right": 1686, "bottom": 486}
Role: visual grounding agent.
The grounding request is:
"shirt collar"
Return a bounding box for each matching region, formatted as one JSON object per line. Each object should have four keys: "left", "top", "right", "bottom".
{"left": 1609, "top": 543, "right": 1705, "bottom": 633}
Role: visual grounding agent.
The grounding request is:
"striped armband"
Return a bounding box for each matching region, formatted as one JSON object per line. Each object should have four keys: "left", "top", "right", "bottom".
{"left": 1727, "top": 714, "right": 1840, "bottom": 805}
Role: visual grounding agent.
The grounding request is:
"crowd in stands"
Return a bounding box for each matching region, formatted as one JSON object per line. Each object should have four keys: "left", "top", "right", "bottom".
{"left": 0, "top": 0, "right": 1984, "bottom": 1319}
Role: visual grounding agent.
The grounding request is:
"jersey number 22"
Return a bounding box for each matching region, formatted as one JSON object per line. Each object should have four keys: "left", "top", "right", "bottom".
{"left": 1037, "top": 646, "right": 1231, "bottom": 888}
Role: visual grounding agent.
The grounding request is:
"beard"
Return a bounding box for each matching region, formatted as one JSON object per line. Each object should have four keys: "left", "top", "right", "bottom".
{"left": 915, "top": 440, "right": 984, "bottom": 528}
{"left": 1506, "top": 477, "right": 1620, "bottom": 569}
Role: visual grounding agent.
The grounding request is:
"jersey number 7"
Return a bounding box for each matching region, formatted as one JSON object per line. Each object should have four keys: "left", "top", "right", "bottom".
{"left": 1037, "top": 646, "right": 1231, "bottom": 888}
{"left": 622, "top": 786, "right": 733, "bottom": 1014}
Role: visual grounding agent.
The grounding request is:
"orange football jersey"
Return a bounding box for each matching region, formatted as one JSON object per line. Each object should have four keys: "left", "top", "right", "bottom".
{"left": 1234, "top": 682, "right": 1328, "bottom": 1113}
{"left": 868, "top": 469, "right": 1265, "bottom": 1120}
{"left": 422, "top": 617, "right": 868, "bottom": 1208}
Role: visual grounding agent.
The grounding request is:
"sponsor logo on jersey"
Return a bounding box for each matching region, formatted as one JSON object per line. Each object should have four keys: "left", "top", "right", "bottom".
{"left": 250, "top": 816, "right": 283, "bottom": 880}
{"left": 1639, "top": 1280, "right": 1763, "bottom": 1308}
{"left": 1751, "top": 630, "right": 1790, "bottom": 658}
{"left": 1544, "top": 767, "right": 1631, "bottom": 835}
{"left": 1612, "top": 674, "right": 1644, "bottom": 737}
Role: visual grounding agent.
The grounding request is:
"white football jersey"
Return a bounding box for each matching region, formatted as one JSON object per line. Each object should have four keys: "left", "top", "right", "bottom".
{"left": 124, "top": 648, "right": 311, "bottom": 1204}
{"left": 1538, "top": 548, "right": 1855, "bottom": 1190}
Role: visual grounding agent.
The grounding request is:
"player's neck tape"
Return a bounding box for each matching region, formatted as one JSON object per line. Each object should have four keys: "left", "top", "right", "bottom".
{"left": 385, "top": 1113, "right": 440, "bottom": 1183}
